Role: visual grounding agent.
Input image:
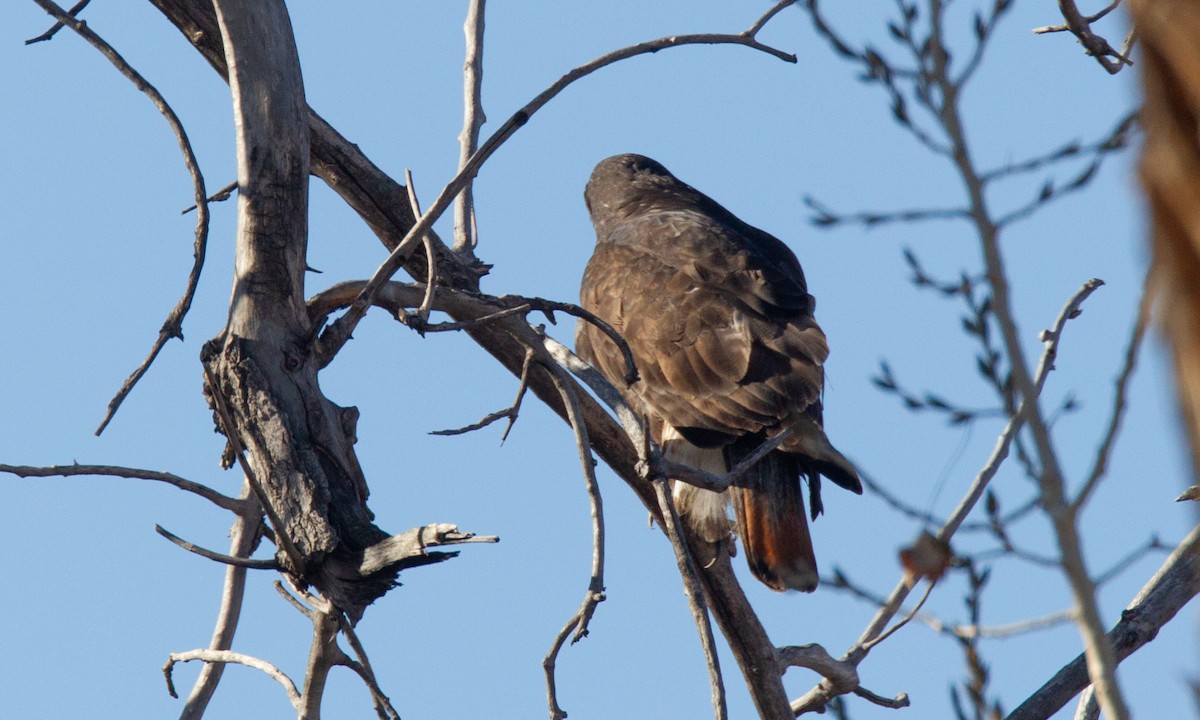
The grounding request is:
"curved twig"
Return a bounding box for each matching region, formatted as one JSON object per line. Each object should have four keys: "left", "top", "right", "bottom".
{"left": 541, "top": 356, "right": 607, "bottom": 719}
{"left": 164, "top": 649, "right": 301, "bottom": 709}
{"left": 155, "top": 524, "right": 278, "bottom": 569}
{"left": 28, "top": 1, "right": 212, "bottom": 436}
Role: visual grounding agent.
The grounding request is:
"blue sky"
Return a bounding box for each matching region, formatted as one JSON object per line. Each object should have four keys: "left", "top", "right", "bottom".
{"left": 2, "top": 2, "right": 1192, "bottom": 719}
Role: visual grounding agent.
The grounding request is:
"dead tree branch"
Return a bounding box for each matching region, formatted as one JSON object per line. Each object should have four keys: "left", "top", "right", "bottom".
{"left": 1005, "top": 524, "right": 1200, "bottom": 720}
{"left": 455, "top": 0, "right": 486, "bottom": 255}
{"left": 164, "top": 649, "right": 302, "bottom": 709}
{"left": 316, "top": 0, "right": 802, "bottom": 361}
{"left": 792, "top": 280, "right": 1103, "bottom": 714}
{"left": 652, "top": 479, "right": 728, "bottom": 720}
{"left": 1034, "top": 1, "right": 1135, "bottom": 74}
{"left": 26, "top": 0, "right": 212, "bottom": 437}
{"left": 25, "top": 0, "right": 88, "bottom": 44}
{"left": 0, "top": 463, "right": 248, "bottom": 514}
{"left": 177, "top": 481, "right": 263, "bottom": 720}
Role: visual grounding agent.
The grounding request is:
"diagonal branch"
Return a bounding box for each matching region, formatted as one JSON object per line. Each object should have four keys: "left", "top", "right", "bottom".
{"left": 24, "top": 0, "right": 88, "bottom": 44}
{"left": 1073, "top": 274, "right": 1151, "bottom": 511}
{"left": 1005, "top": 523, "right": 1200, "bottom": 720}
{"left": 316, "top": 0, "right": 802, "bottom": 361}
{"left": 793, "top": 279, "right": 1104, "bottom": 714}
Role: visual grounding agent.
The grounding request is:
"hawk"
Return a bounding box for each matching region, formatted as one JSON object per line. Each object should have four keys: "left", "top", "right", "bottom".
{"left": 576, "top": 154, "right": 861, "bottom": 592}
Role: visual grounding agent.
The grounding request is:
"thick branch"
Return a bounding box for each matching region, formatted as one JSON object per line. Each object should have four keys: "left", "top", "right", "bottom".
{"left": 1005, "top": 524, "right": 1200, "bottom": 720}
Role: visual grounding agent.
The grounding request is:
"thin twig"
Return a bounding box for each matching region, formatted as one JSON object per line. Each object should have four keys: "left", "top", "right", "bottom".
{"left": 851, "top": 686, "right": 912, "bottom": 709}
{"left": 316, "top": 1, "right": 801, "bottom": 362}
{"left": 0, "top": 463, "right": 247, "bottom": 514}
{"left": 181, "top": 180, "right": 238, "bottom": 214}
{"left": 337, "top": 614, "right": 402, "bottom": 720}
{"left": 164, "top": 649, "right": 301, "bottom": 709}
{"left": 155, "top": 524, "right": 279, "bottom": 569}
{"left": 412, "top": 302, "right": 531, "bottom": 333}
{"left": 1073, "top": 273, "right": 1151, "bottom": 511}
{"left": 178, "top": 482, "right": 263, "bottom": 720}
{"left": 274, "top": 580, "right": 317, "bottom": 620}
{"left": 28, "top": 1, "right": 213, "bottom": 436}
{"left": 24, "top": 0, "right": 88, "bottom": 44}
{"left": 541, "top": 359, "right": 607, "bottom": 719}
{"left": 861, "top": 579, "right": 937, "bottom": 651}
{"left": 431, "top": 347, "right": 534, "bottom": 441}
{"left": 1035, "top": 0, "right": 1133, "bottom": 74}
{"left": 652, "top": 478, "right": 728, "bottom": 720}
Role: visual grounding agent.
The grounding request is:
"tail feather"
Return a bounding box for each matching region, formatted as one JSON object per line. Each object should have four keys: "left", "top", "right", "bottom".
{"left": 729, "top": 447, "right": 818, "bottom": 592}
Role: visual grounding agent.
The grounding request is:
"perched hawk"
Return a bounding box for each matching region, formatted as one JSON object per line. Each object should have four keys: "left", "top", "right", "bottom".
{"left": 576, "top": 154, "right": 861, "bottom": 592}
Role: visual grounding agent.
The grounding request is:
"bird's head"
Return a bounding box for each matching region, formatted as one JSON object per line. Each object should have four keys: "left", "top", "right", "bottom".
{"left": 585, "top": 154, "right": 691, "bottom": 237}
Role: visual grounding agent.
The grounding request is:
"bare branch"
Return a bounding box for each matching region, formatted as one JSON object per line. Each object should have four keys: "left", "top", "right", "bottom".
{"left": 403, "top": 169, "right": 438, "bottom": 324}
{"left": 316, "top": 1, "right": 801, "bottom": 360}
{"left": 541, "top": 360, "right": 609, "bottom": 720}
{"left": 1005, "top": 524, "right": 1200, "bottom": 720}
{"left": 164, "top": 649, "right": 301, "bottom": 709}
{"left": 155, "top": 524, "right": 279, "bottom": 569}
{"left": 804, "top": 195, "right": 969, "bottom": 229}
{"left": 430, "top": 348, "right": 534, "bottom": 440}
{"left": 454, "top": 0, "right": 486, "bottom": 255}
{"left": 861, "top": 580, "right": 937, "bottom": 651}
{"left": 178, "top": 483, "right": 262, "bottom": 720}
{"left": 181, "top": 180, "right": 238, "bottom": 215}
{"left": 979, "top": 110, "right": 1138, "bottom": 184}
{"left": 1035, "top": 1, "right": 1134, "bottom": 74}
{"left": 275, "top": 580, "right": 318, "bottom": 621}
{"left": 1073, "top": 274, "right": 1151, "bottom": 510}
{"left": 793, "top": 280, "right": 1103, "bottom": 713}
{"left": 358, "top": 524, "right": 499, "bottom": 576}
{"left": 652, "top": 479, "right": 727, "bottom": 720}
{"left": 337, "top": 614, "right": 402, "bottom": 720}
{"left": 300, "top": 609, "right": 340, "bottom": 719}
{"left": 24, "top": 0, "right": 88, "bottom": 44}
{"left": 0, "top": 462, "right": 248, "bottom": 514}
{"left": 29, "top": 1, "right": 212, "bottom": 437}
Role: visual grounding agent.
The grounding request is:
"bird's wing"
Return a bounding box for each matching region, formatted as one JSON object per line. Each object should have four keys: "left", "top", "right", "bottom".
{"left": 577, "top": 211, "right": 828, "bottom": 447}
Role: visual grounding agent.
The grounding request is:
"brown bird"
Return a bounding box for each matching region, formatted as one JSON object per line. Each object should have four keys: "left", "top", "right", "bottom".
{"left": 576, "top": 154, "right": 861, "bottom": 592}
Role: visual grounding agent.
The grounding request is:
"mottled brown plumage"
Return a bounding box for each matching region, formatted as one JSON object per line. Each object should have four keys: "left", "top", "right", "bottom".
{"left": 576, "top": 154, "right": 861, "bottom": 592}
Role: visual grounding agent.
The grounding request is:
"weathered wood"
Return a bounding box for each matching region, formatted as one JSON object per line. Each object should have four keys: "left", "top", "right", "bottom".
{"left": 203, "top": 0, "right": 393, "bottom": 620}
{"left": 151, "top": 0, "right": 793, "bottom": 709}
